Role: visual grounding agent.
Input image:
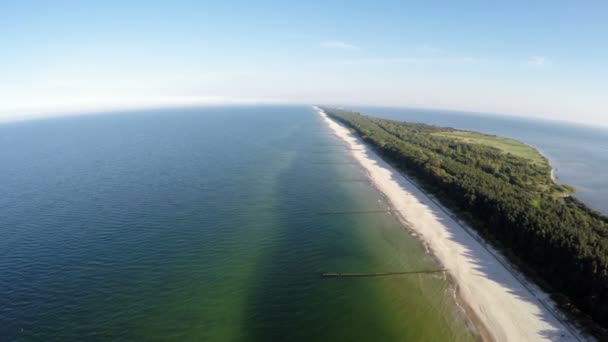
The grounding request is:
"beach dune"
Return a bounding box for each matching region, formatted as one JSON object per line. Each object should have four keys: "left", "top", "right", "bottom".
{"left": 315, "top": 106, "right": 587, "bottom": 342}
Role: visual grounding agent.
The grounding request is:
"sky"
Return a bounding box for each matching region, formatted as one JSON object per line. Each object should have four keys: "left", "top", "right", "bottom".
{"left": 1, "top": 1, "right": 607, "bottom": 125}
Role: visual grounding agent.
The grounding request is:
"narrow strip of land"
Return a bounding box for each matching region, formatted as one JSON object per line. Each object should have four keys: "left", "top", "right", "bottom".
{"left": 315, "top": 106, "right": 587, "bottom": 342}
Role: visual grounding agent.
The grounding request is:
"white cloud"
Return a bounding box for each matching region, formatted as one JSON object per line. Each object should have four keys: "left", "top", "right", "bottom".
{"left": 320, "top": 41, "right": 358, "bottom": 50}
{"left": 527, "top": 56, "right": 548, "bottom": 66}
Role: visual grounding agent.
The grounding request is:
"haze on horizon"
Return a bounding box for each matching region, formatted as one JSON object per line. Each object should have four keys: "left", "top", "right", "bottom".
{"left": 2, "top": 1, "right": 607, "bottom": 126}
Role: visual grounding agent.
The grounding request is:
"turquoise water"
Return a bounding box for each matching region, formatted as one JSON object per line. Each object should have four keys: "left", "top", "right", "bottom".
{"left": 0, "top": 106, "right": 476, "bottom": 341}
{"left": 351, "top": 106, "right": 608, "bottom": 215}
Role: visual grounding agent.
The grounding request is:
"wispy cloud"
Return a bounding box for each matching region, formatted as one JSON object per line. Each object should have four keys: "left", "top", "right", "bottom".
{"left": 461, "top": 57, "right": 477, "bottom": 63}
{"left": 320, "top": 41, "right": 358, "bottom": 50}
{"left": 527, "top": 56, "right": 548, "bottom": 66}
{"left": 418, "top": 44, "right": 444, "bottom": 54}
{"left": 338, "top": 56, "right": 478, "bottom": 65}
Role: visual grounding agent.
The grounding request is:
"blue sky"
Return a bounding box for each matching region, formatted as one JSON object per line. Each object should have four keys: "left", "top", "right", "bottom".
{"left": 2, "top": 1, "right": 607, "bottom": 125}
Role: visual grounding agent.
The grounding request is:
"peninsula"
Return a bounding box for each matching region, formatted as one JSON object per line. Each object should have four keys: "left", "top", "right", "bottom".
{"left": 317, "top": 106, "right": 608, "bottom": 341}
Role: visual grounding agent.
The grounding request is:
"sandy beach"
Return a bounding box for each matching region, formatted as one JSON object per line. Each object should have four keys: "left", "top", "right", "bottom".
{"left": 315, "top": 106, "right": 588, "bottom": 342}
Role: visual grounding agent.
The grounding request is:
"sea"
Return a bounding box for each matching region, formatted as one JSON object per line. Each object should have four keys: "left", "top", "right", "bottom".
{"left": 351, "top": 106, "right": 608, "bottom": 215}
{"left": 0, "top": 106, "right": 476, "bottom": 341}
{"left": 1, "top": 104, "right": 605, "bottom": 341}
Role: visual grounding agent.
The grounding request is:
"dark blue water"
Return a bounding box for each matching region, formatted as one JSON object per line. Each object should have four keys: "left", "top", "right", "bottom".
{"left": 0, "top": 106, "right": 476, "bottom": 341}
{"left": 350, "top": 106, "right": 608, "bottom": 214}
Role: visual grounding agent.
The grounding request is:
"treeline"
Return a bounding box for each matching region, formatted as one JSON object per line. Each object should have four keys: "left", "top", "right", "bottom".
{"left": 322, "top": 107, "right": 608, "bottom": 331}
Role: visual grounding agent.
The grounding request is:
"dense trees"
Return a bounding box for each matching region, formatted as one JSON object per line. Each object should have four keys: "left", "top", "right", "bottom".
{"left": 323, "top": 107, "right": 608, "bottom": 330}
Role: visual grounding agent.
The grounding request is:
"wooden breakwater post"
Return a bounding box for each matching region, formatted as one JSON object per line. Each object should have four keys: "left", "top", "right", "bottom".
{"left": 321, "top": 270, "right": 446, "bottom": 278}
{"left": 317, "top": 209, "right": 402, "bottom": 215}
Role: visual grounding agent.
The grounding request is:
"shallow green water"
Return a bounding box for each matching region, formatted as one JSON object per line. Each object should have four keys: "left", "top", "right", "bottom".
{"left": 0, "top": 106, "right": 477, "bottom": 341}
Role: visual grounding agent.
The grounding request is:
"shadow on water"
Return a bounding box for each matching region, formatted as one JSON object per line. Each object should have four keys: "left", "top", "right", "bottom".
{"left": 242, "top": 146, "right": 399, "bottom": 341}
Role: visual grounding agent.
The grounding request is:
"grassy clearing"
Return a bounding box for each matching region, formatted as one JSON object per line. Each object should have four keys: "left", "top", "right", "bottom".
{"left": 434, "top": 131, "right": 547, "bottom": 166}
{"left": 434, "top": 131, "right": 573, "bottom": 197}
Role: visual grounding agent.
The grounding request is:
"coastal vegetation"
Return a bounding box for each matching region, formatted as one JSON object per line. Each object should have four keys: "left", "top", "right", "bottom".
{"left": 322, "top": 107, "right": 608, "bottom": 332}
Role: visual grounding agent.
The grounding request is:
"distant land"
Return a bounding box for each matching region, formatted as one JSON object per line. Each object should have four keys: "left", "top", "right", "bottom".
{"left": 320, "top": 106, "right": 607, "bottom": 340}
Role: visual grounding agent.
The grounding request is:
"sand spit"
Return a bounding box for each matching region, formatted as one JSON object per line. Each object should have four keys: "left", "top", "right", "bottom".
{"left": 315, "top": 106, "right": 589, "bottom": 342}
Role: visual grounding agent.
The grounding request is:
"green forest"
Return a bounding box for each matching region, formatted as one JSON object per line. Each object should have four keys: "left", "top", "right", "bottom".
{"left": 322, "top": 107, "right": 608, "bottom": 332}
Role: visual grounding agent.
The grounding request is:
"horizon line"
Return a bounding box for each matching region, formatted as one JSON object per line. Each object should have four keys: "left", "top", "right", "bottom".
{"left": 1, "top": 101, "right": 606, "bottom": 130}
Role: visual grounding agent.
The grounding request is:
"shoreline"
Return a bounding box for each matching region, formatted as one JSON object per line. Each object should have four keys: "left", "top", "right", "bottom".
{"left": 315, "top": 106, "right": 589, "bottom": 342}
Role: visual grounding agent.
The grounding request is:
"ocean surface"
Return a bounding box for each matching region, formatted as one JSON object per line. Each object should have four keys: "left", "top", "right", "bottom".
{"left": 0, "top": 106, "right": 476, "bottom": 341}
{"left": 352, "top": 106, "right": 608, "bottom": 215}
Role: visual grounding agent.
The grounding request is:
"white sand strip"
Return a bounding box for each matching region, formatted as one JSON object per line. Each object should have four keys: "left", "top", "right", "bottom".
{"left": 315, "top": 107, "right": 589, "bottom": 342}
